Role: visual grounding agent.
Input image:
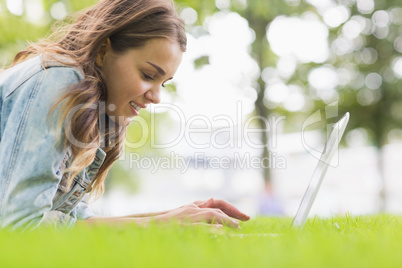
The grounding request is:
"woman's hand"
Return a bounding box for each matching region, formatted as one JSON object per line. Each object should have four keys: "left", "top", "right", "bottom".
{"left": 80, "top": 198, "right": 250, "bottom": 229}
{"left": 194, "top": 198, "right": 251, "bottom": 221}
{"left": 158, "top": 198, "right": 250, "bottom": 228}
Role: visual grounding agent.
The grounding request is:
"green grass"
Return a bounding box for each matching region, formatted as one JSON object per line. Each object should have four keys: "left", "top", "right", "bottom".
{"left": 1, "top": 214, "right": 402, "bottom": 267}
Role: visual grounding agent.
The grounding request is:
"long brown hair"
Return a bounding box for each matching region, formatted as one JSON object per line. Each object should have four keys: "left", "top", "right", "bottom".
{"left": 11, "top": 0, "right": 187, "bottom": 200}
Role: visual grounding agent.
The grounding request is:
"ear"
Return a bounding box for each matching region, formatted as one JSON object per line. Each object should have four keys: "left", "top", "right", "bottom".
{"left": 95, "top": 38, "right": 111, "bottom": 67}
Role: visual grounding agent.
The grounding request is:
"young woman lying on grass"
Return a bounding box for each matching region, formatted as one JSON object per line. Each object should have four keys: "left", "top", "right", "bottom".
{"left": 0, "top": 0, "right": 250, "bottom": 230}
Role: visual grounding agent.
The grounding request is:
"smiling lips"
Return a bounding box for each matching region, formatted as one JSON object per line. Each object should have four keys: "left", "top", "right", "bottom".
{"left": 129, "top": 101, "right": 144, "bottom": 116}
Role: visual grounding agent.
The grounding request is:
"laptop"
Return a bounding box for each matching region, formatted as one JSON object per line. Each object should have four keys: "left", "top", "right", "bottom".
{"left": 292, "top": 112, "right": 350, "bottom": 229}
{"left": 229, "top": 112, "right": 350, "bottom": 236}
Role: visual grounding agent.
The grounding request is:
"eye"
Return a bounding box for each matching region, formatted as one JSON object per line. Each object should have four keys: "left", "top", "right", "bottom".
{"left": 162, "top": 79, "right": 173, "bottom": 88}
{"left": 143, "top": 73, "right": 154, "bottom": 81}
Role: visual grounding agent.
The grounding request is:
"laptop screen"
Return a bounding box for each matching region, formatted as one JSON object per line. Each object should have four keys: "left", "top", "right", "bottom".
{"left": 292, "top": 112, "right": 350, "bottom": 228}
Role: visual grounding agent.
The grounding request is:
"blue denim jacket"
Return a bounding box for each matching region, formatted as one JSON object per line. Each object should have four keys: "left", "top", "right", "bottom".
{"left": 0, "top": 55, "right": 106, "bottom": 230}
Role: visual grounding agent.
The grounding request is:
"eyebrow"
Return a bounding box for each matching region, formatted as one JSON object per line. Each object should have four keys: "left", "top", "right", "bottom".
{"left": 146, "top": 61, "right": 166, "bottom": 76}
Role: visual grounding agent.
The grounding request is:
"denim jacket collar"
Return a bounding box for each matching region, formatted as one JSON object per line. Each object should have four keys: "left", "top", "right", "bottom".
{"left": 41, "top": 53, "right": 85, "bottom": 78}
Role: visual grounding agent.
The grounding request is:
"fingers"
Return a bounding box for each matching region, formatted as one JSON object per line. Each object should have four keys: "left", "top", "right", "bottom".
{"left": 197, "top": 198, "right": 250, "bottom": 221}
{"left": 195, "top": 198, "right": 214, "bottom": 208}
{"left": 187, "top": 222, "right": 224, "bottom": 229}
{"left": 192, "top": 200, "right": 203, "bottom": 206}
{"left": 183, "top": 222, "right": 225, "bottom": 234}
{"left": 215, "top": 199, "right": 251, "bottom": 221}
{"left": 193, "top": 210, "right": 240, "bottom": 229}
{"left": 170, "top": 205, "right": 241, "bottom": 228}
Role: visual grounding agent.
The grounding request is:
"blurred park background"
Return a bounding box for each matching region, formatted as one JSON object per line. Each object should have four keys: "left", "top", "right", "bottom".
{"left": 1, "top": 0, "right": 402, "bottom": 219}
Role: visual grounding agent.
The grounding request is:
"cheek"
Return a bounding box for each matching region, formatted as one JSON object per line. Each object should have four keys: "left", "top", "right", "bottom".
{"left": 137, "top": 80, "right": 150, "bottom": 93}
{"left": 104, "top": 70, "right": 122, "bottom": 99}
{"left": 105, "top": 63, "right": 149, "bottom": 98}
{"left": 104, "top": 59, "right": 130, "bottom": 88}
{"left": 128, "top": 78, "right": 149, "bottom": 96}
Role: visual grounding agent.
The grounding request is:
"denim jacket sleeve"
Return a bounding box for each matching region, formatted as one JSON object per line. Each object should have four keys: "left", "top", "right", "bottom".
{"left": 75, "top": 197, "right": 96, "bottom": 220}
{"left": 38, "top": 195, "right": 95, "bottom": 229}
{"left": 0, "top": 56, "right": 98, "bottom": 230}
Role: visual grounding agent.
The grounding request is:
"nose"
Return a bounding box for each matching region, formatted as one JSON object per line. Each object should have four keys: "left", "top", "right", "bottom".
{"left": 144, "top": 85, "right": 161, "bottom": 104}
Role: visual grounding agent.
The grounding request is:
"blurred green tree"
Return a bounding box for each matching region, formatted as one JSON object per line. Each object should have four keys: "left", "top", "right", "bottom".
{"left": 2, "top": 0, "right": 401, "bottom": 209}
{"left": 175, "top": 0, "right": 402, "bottom": 211}
{"left": 320, "top": 0, "right": 402, "bottom": 211}
{"left": 175, "top": 0, "right": 319, "bottom": 194}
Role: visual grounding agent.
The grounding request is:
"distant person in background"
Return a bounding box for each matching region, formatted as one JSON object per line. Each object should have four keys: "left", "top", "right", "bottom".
{"left": 0, "top": 0, "right": 250, "bottom": 230}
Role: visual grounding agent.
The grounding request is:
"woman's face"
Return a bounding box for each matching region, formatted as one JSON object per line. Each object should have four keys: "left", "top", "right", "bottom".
{"left": 98, "top": 38, "right": 183, "bottom": 124}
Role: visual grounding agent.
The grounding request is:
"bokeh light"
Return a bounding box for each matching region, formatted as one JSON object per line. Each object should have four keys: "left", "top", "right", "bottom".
{"left": 360, "top": 47, "right": 378, "bottom": 64}
{"left": 323, "top": 5, "right": 350, "bottom": 28}
{"left": 390, "top": 8, "right": 402, "bottom": 25}
{"left": 25, "top": 0, "right": 46, "bottom": 25}
{"left": 308, "top": 66, "right": 338, "bottom": 91}
{"left": 173, "top": 12, "right": 258, "bottom": 122}
{"left": 356, "top": 0, "right": 375, "bottom": 14}
{"left": 365, "top": 73, "right": 382, "bottom": 90}
{"left": 394, "top": 37, "right": 402, "bottom": 53}
{"left": 215, "top": 0, "right": 231, "bottom": 10}
{"left": 180, "top": 7, "right": 198, "bottom": 25}
{"left": 264, "top": 82, "right": 289, "bottom": 103}
{"left": 392, "top": 57, "right": 402, "bottom": 78}
{"left": 267, "top": 14, "right": 329, "bottom": 63}
{"left": 342, "top": 20, "right": 362, "bottom": 39}
{"left": 6, "top": 0, "right": 23, "bottom": 16}
{"left": 50, "top": 2, "right": 68, "bottom": 20}
{"left": 346, "top": 128, "right": 369, "bottom": 147}
{"left": 357, "top": 89, "right": 374, "bottom": 106}
{"left": 372, "top": 10, "right": 390, "bottom": 27}
{"left": 283, "top": 85, "right": 305, "bottom": 112}
{"left": 276, "top": 57, "right": 297, "bottom": 79}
